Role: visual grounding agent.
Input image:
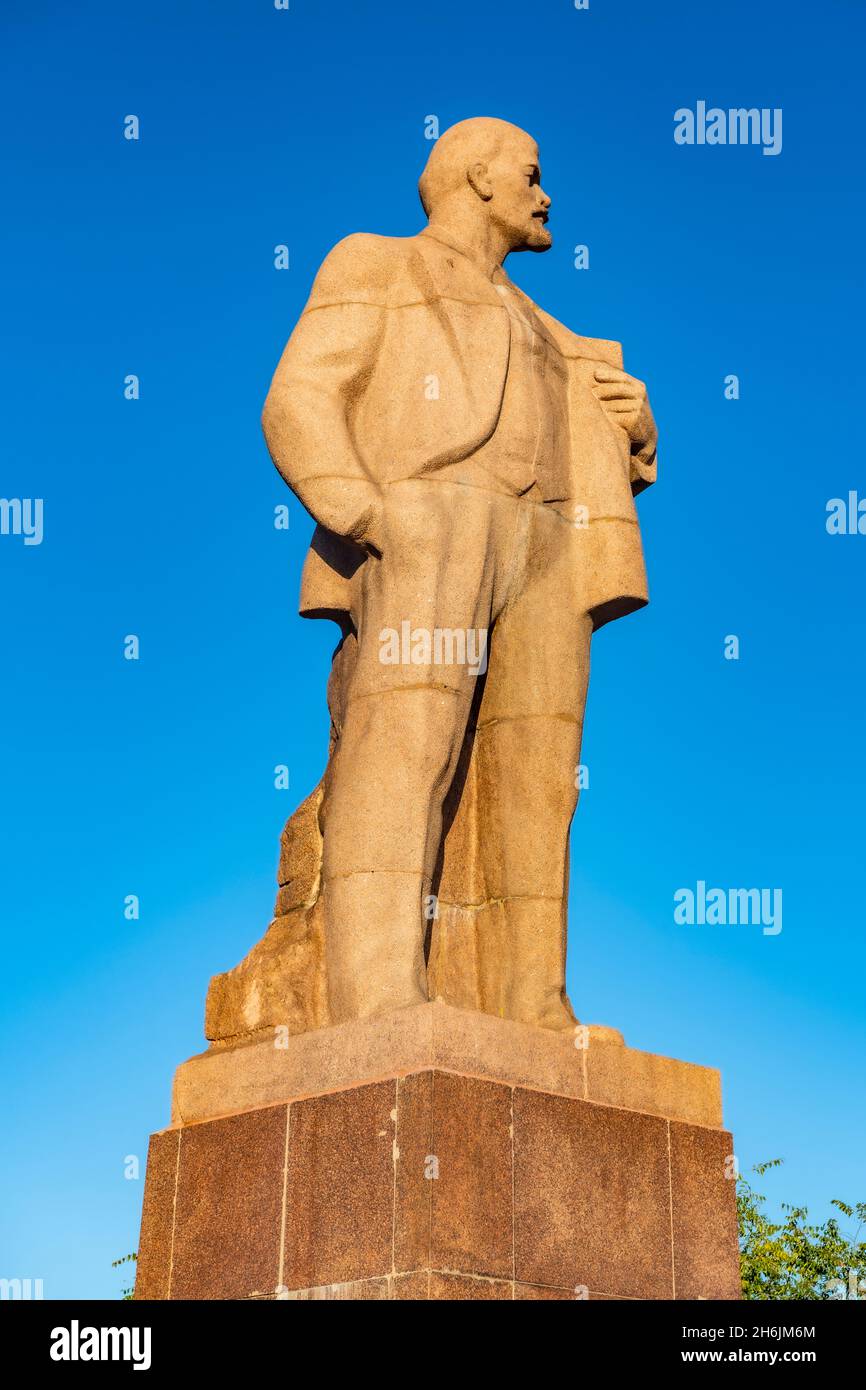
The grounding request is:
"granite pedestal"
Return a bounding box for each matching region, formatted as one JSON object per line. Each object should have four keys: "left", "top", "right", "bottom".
{"left": 134, "top": 1002, "right": 740, "bottom": 1300}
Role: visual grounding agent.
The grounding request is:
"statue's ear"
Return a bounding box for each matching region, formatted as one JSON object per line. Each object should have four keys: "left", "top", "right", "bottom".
{"left": 467, "top": 161, "right": 493, "bottom": 201}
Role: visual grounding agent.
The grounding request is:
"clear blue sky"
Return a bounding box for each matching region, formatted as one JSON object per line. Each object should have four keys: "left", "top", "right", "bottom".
{"left": 1, "top": 0, "right": 864, "bottom": 1298}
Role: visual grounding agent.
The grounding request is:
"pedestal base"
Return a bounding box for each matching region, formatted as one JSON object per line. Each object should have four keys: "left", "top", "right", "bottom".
{"left": 135, "top": 1004, "right": 740, "bottom": 1300}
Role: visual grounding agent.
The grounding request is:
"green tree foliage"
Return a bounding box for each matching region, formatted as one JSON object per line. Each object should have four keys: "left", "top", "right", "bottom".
{"left": 112, "top": 1252, "right": 137, "bottom": 1301}
{"left": 738, "top": 1160, "right": 866, "bottom": 1299}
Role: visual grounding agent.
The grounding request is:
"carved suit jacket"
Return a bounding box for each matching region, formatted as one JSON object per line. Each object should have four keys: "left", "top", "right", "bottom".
{"left": 262, "top": 228, "right": 657, "bottom": 630}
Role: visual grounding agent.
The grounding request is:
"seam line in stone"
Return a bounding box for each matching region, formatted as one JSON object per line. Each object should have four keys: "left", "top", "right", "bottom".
{"left": 346, "top": 683, "right": 473, "bottom": 706}
{"left": 428, "top": 1070, "right": 435, "bottom": 1273}
{"left": 277, "top": 1103, "right": 291, "bottom": 1293}
{"left": 277, "top": 1266, "right": 640, "bottom": 1299}
{"left": 437, "top": 893, "right": 562, "bottom": 912}
{"left": 667, "top": 1118, "right": 676, "bottom": 1300}
{"left": 302, "top": 295, "right": 508, "bottom": 314}
{"left": 475, "top": 712, "right": 581, "bottom": 730}
{"left": 510, "top": 1086, "right": 516, "bottom": 1297}
{"left": 321, "top": 867, "right": 428, "bottom": 884}
{"left": 161, "top": 1064, "right": 723, "bottom": 1132}
{"left": 166, "top": 1129, "right": 181, "bottom": 1301}
{"left": 390, "top": 1077, "right": 399, "bottom": 1277}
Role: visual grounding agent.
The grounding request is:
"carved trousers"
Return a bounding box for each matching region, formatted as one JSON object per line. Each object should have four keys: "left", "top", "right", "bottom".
{"left": 319, "top": 475, "right": 593, "bottom": 1030}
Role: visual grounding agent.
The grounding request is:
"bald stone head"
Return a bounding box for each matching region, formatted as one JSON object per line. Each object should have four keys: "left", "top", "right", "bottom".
{"left": 419, "top": 117, "right": 552, "bottom": 257}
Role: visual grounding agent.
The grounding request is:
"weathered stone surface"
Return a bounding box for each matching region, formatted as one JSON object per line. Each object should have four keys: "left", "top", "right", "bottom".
{"left": 133, "top": 1129, "right": 178, "bottom": 1300}
{"left": 393, "top": 1071, "right": 434, "bottom": 1272}
{"left": 586, "top": 1035, "right": 722, "bottom": 1129}
{"left": 512, "top": 1088, "right": 673, "bottom": 1299}
{"left": 205, "top": 788, "right": 328, "bottom": 1042}
{"left": 427, "top": 1073, "right": 513, "bottom": 1278}
{"left": 169, "top": 1106, "right": 286, "bottom": 1300}
{"left": 427, "top": 1272, "right": 513, "bottom": 1300}
{"left": 282, "top": 1081, "right": 396, "bottom": 1292}
{"left": 391, "top": 1271, "right": 431, "bottom": 1300}
{"left": 282, "top": 1277, "right": 391, "bottom": 1301}
{"left": 670, "top": 1120, "right": 742, "bottom": 1300}
{"left": 173, "top": 1000, "right": 721, "bottom": 1128}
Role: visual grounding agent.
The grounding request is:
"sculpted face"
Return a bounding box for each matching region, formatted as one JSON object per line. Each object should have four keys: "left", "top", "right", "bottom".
{"left": 419, "top": 119, "right": 553, "bottom": 260}
{"left": 475, "top": 132, "right": 552, "bottom": 253}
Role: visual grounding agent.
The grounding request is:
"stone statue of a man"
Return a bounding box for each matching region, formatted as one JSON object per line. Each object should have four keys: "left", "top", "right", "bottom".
{"left": 205, "top": 117, "right": 657, "bottom": 1043}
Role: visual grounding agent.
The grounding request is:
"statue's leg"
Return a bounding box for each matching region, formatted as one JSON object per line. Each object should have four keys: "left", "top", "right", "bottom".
{"left": 472, "top": 499, "right": 593, "bottom": 1031}
{"left": 319, "top": 478, "right": 509, "bottom": 1024}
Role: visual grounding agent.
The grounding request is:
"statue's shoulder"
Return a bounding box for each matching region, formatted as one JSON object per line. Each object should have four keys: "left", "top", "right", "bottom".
{"left": 305, "top": 232, "right": 419, "bottom": 309}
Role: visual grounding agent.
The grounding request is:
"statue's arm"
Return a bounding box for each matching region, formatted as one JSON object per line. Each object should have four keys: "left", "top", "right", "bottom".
{"left": 262, "top": 234, "right": 389, "bottom": 548}
{"left": 589, "top": 361, "right": 658, "bottom": 497}
{"left": 530, "top": 303, "right": 658, "bottom": 497}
